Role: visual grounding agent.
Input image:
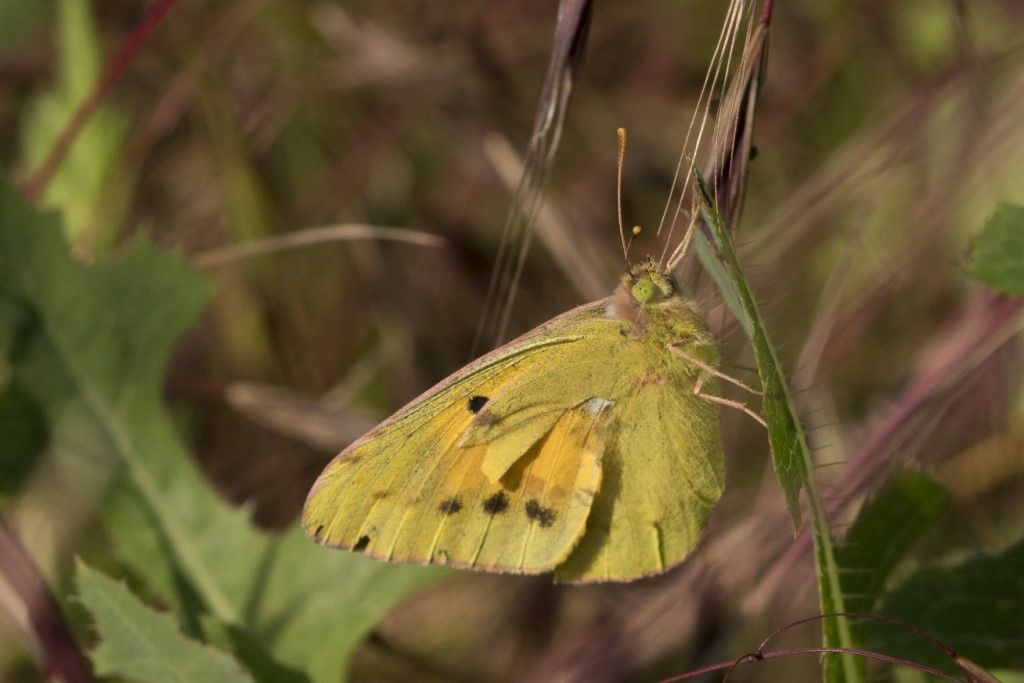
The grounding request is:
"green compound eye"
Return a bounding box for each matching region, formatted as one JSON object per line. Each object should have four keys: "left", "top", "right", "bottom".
{"left": 631, "top": 278, "right": 657, "bottom": 304}
{"left": 625, "top": 264, "right": 676, "bottom": 306}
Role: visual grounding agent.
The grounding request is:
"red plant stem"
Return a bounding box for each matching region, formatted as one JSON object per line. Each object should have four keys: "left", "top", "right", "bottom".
{"left": 20, "top": 0, "right": 181, "bottom": 202}
{"left": 0, "top": 520, "right": 92, "bottom": 682}
{"left": 659, "top": 647, "right": 962, "bottom": 682}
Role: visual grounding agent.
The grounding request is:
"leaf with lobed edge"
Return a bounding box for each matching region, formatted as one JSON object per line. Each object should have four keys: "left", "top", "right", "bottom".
{"left": 0, "top": 180, "right": 442, "bottom": 681}
{"left": 75, "top": 559, "right": 252, "bottom": 683}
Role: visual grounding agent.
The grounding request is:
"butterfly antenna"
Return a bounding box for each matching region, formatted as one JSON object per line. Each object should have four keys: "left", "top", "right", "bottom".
{"left": 616, "top": 127, "right": 629, "bottom": 266}
{"left": 625, "top": 224, "right": 641, "bottom": 259}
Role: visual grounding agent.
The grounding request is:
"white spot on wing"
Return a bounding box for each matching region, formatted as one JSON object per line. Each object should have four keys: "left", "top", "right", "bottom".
{"left": 583, "top": 397, "right": 613, "bottom": 415}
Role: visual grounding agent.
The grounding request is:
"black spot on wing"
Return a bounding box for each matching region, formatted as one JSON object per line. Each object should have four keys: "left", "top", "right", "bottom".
{"left": 353, "top": 535, "right": 371, "bottom": 552}
{"left": 525, "top": 499, "right": 557, "bottom": 527}
{"left": 438, "top": 496, "right": 463, "bottom": 515}
{"left": 313, "top": 525, "right": 324, "bottom": 542}
{"left": 482, "top": 491, "right": 509, "bottom": 514}
{"left": 468, "top": 395, "right": 488, "bottom": 413}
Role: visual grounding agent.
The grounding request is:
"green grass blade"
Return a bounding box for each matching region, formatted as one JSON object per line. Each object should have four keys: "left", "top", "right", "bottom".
{"left": 692, "top": 229, "right": 751, "bottom": 337}
{"left": 696, "top": 175, "right": 861, "bottom": 683}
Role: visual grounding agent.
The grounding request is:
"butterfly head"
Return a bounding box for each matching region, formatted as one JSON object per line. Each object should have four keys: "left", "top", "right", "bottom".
{"left": 609, "top": 259, "right": 698, "bottom": 334}
{"left": 623, "top": 260, "right": 675, "bottom": 307}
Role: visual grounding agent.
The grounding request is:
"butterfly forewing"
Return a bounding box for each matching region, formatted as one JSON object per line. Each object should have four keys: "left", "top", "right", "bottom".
{"left": 387, "top": 402, "right": 607, "bottom": 571}
{"left": 303, "top": 304, "right": 611, "bottom": 574}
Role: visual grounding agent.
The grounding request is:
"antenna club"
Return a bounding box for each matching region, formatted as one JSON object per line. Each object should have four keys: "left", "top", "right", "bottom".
{"left": 632, "top": 225, "right": 642, "bottom": 236}
{"left": 616, "top": 126, "right": 629, "bottom": 264}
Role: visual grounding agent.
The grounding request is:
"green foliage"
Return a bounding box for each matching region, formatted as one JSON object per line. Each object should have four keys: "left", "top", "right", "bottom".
{"left": 0, "top": 181, "right": 441, "bottom": 680}
{"left": 698, "top": 178, "right": 807, "bottom": 527}
{"left": 968, "top": 203, "right": 1024, "bottom": 296}
{"left": 697, "top": 177, "right": 859, "bottom": 683}
{"left": 0, "top": 381, "right": 48, "bottom": 493}
{"left": 692, "top": 230, "right": 750, "bottom": 336}
{"left": 866, "top": 539, "right": 1024, "bottom": 674}
{"left": 837, "top": 472, "right": 1022, "bottom": 679}
{"left": 19, "top": 0, "right": 130, "bottom": 255}
{"left": 75, "top": 560, "right": 252, "bottom": 683}
{"left": 0, "top": 0, "right": 49, "bottom": 54}
{"left": 837, "top": 472, "right": 950, "bottom": 614}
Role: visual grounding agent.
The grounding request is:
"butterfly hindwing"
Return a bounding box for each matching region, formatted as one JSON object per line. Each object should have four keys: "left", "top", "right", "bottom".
{"left": 554, "top": 376, "right": 724, "bottom": 582}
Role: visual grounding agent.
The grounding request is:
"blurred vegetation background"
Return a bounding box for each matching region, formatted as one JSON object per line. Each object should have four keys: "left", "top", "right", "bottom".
{"left": 1, "top": 0, "right": 1022, "bottom": 681}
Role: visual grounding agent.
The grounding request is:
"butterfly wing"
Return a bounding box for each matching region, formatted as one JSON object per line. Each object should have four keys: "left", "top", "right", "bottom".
{"left": 554, "top": 375, "right": 724, "bottom": 582}
{"left": 305, "top": 297, "right": 726, "bottom": 582}
{"left": 452, "top": 302, "right": 726, "bottom": 583}
{"left": 303, "top": 303, "right": 612, "bottom": 573}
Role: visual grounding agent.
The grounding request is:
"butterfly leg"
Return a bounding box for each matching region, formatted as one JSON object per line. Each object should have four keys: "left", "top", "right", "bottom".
{"left": 668, "top": 343, "right": 763, "bottom": 396}
{"left": 692, "top": 376, "right": 768, "bottom": 428}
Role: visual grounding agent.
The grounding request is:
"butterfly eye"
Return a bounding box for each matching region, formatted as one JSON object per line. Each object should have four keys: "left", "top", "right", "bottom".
{"left": 631, "top": 279, "right": 657, "bottom": 304}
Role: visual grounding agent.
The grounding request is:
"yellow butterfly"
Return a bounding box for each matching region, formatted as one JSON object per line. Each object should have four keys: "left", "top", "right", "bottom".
{"left": 302, "top": 258, "right": 726, "bottom": 582}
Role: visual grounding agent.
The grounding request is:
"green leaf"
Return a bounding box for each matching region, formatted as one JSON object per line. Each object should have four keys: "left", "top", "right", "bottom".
{"left": 199, "top": 616, "right": 309, "bottom": 683}
{"left": 0, "top": 179, "right": 442, "bottom": 681}
{"left": 865, "top": 539, "right": 1024, "bottom": 675}
{"left": 75, "top": 560, "right": 252, "bottom": 683}
{"left": 19, "top": 0, "right": 130, "bottom": 254}
{"left": 692, "top": 229, "right": 750, "bottom": 336}
{"left": 0, "top": 380, "right": 48, "bottom": 493}
{"left": 697, "top": 182, "right": 806, "bottom": 526}
{"left": 837, "top": 471, "right": 950, "bottom": 614}
{"left": 968, "top": 203, "right": 1024, "bottom": 296}
{"left": 697, "top": 176, "right": 860, "bottom": 683}
{"left": 0, "top": 0, "right": 49, "bottom": 54}
{"left": 989, "top": 670, "right": 1024, "bottom": 683}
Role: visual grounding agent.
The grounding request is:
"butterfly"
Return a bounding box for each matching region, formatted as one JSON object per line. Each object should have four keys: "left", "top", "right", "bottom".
{"left": 302, "top": 258, "right": 725, "bottom": 582}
